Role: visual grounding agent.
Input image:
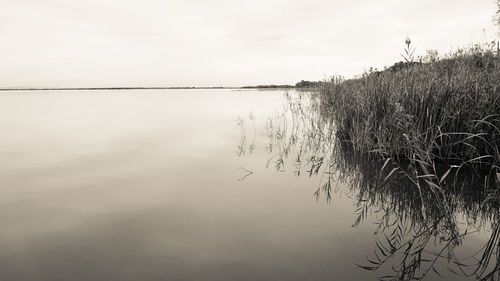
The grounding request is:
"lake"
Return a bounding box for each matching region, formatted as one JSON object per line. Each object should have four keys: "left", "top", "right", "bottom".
{"left": 0, "top": 89, "right": 497, "bottom": 281}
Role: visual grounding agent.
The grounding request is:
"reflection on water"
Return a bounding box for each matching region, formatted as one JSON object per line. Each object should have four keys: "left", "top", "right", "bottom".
{"left": 0, "top": 89, "right": 497, "bottom": 281}
{"left": 260, "top": 92, "right": 499, "bottom": 280}
{"left": 236, "top": 112, "right": 257, "bottom": 157}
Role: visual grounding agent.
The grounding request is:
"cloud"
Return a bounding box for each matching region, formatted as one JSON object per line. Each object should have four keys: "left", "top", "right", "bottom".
{"left": 0, "top": 0, "right": 497, "bottom": 87}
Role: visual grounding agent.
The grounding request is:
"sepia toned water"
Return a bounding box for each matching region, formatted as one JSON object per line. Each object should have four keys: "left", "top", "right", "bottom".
{"left": 0, "top": 89, "right": 496, "bottom": 281}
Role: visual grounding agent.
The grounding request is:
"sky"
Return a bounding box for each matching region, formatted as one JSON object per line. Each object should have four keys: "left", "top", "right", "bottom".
{"left": 0, "top": 0, "right": 498, "bottom": 88}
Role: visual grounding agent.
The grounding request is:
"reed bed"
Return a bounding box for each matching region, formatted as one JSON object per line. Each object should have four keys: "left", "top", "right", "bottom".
{"left": 320, "top": 46, "right": 500, "bottom": 193}
{"left": 264, "top": 92, "right": 499, "bottom": 280}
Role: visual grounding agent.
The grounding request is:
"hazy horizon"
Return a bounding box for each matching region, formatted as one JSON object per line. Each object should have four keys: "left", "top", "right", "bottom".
{"left": 0, "top": 0, "right": 498, "bottom": 88}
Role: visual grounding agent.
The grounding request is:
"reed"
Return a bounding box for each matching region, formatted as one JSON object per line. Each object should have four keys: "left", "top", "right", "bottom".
{"left": 264, "top": 92, "right": 500, "bottom": 280}
{"left": 320, "top": 43, "right": 500, "bottom": 194}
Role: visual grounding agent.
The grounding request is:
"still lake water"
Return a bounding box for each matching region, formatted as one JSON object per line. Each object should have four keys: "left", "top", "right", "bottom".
{"left": 0, "top": 89, "right": 496, "bottom": 281}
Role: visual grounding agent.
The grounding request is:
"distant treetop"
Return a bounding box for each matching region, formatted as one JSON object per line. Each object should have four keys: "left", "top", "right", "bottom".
{"left": 295, "top": 80, "right": 324, "bottom": 88}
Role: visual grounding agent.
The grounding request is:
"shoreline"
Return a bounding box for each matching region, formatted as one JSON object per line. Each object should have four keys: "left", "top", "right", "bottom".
{"left": 0, "top": 86, "right": 309, "bottom": 91}
{"left": 0, "top": 87, "right": 239, "bottom": 91}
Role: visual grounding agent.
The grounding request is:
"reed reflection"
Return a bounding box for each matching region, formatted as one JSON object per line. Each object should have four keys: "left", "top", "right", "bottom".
{"left": 236, "top": 112, "right": 256, "bottom": 157}
{"left": 257, "top": 92, "right": 499, "bottom": 281}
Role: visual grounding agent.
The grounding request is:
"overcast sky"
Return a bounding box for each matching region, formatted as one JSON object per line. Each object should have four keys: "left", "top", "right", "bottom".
{"left": 0, "top": 0, "right": 497, "bottom": 87}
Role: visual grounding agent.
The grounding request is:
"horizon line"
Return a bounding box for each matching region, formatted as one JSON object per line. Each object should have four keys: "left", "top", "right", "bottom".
{"left": 0, "top": 85, "right": 299, "bottom": 91}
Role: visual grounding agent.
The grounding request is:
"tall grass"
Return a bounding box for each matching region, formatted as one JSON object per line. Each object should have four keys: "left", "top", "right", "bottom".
{"left": 264, "top": 92, "right": 499, "bottom": 280}
{"left": 320, "top": 45, "right": 500, "bottom": 194}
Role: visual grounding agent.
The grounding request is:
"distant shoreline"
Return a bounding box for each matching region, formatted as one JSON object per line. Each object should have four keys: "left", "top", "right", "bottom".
{"left": 0, "top": 86, "right": 303, "bottom": 91}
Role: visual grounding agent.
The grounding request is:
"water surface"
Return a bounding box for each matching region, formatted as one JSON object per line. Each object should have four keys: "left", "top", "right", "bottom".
{"left": 0, "top": 89, "right": 496, "bottom": 281}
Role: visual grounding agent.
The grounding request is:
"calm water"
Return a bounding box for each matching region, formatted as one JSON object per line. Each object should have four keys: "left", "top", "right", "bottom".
{"left": 0, "top": 89, "right": 496, "bottom": 281}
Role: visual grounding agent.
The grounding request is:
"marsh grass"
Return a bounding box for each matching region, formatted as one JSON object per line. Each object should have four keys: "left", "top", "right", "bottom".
{"left": 317, "top": 48, "right": 500, "bottom": 280}
{"left": 255, "top": 44, "right": 500, "bottom": 279}
{"left": 320, "top": 45, "right": 500, "bottom": 202}
{"left": 263, "top": 91, "right": 499, "bottom": 280}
